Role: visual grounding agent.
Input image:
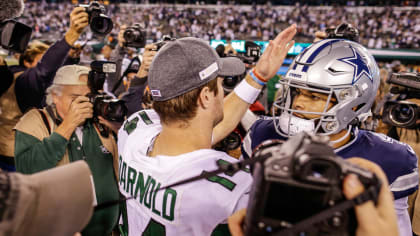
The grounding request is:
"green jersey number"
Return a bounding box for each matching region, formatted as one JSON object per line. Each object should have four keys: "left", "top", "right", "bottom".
{"left": 123, "top": 117, "right": 139, "bottom": 135}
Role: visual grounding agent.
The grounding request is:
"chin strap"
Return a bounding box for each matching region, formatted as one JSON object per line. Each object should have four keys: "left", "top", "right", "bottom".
{"left": 329, "top": 125, "right": 352, "bottom": 145}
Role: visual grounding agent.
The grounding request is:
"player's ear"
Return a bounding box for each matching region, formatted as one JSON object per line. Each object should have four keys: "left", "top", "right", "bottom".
{"left": 198, "top": 86, "right": 212, "bottom": 109}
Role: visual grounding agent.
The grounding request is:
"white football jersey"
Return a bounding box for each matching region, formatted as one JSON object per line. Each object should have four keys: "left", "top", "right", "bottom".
{"left": 118, "top": 110, "right": 253, "bottom": 236}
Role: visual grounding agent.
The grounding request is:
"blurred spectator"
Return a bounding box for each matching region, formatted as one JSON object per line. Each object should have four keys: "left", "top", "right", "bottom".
{"left": 9, "top": 41, "right": 49, "bottom": 74}
{"left": 17, "top": 2, "right": 420, "bottom": 49}
{"left": 98, "top": 44, "right": 114, "bottom": 61}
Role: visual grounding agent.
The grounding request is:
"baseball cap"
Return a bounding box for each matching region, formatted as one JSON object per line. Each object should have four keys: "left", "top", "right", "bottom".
{"left": 0, "top": 161, "right": 94, "bottom": 236}
{"left": 148, "top": 37, "right": 246, "bottom": 101}
{"left": 53, "top": 65, "right": 90, "bottom": 85}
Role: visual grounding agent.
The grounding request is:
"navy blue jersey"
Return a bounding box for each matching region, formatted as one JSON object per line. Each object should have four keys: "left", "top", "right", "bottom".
{"left": 242, "top": 118, "right": 419, "bottom": 200}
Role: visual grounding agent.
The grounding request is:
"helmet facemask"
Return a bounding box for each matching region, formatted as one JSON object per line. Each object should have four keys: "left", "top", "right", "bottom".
{"left": 273, "top": 80, "right": 341, "bottom": 137}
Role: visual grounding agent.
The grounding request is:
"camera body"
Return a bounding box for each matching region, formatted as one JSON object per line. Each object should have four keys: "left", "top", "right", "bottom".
{"left": 326, "top": 23, "right": 359, "bottom": 42}
{"left": 214, "top": 129, "right": 243, "bottom": 152}
{"left": 220, "top": 41, "right": 261, "bottom": 93}
{"left": 222, "top": 75, "right": 244, "bottom": 94}
{"left": 382, "top": 72, "right": 420, "bottom": 128}
{"left": 153, "top": 35, "right": 175, "bottom": 51}
{"left": 243, "top": 41, "right": 262, "bottom": 65}
{"left": 123, "top": 23, "right": 146, "bottom": 48}
{"left": 79, "top": 1, "right": 113, "bottom": 36}
{"left": 0, "top": 19, "right": 32, "bottom": 53}
{"left": 89, "top": 94, "right": 127, "bottom": 123}
{"left": 87, "top": 61, "right": 127, "bottom": 123}
{"left": 244, "top": 133, "right": 381, "bottom": 236}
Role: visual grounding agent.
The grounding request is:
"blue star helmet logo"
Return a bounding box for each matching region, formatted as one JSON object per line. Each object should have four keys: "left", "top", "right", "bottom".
{"left": 337, "top": 46, "right": 372, "bottom": 84}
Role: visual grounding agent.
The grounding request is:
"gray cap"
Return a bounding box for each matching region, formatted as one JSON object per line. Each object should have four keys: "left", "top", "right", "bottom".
{"left": 148, "top": 37, "right": 245, "bottom": 101}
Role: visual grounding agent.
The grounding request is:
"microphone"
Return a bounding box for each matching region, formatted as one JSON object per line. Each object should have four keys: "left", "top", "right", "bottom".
{"left": 0, "top": 0, "right": 24, "bottom": 22}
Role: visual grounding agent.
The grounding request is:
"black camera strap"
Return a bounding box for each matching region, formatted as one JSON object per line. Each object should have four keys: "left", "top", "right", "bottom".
{"left": 46, "top": 105, "right": 62, "bottom": 126}
{"left": 94, "top": 152, "right": 272, "bottom": 211}
{"left": 272, "top": 184, "right": 380, "bottom": 236}
{"left": 111, "top": 56, "right": 141, "bottom": 94}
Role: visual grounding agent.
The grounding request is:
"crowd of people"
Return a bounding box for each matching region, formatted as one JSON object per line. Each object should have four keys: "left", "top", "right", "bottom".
{"left": 17, "top": 2, "right": 420, "bottom": 49}
{"left": 1, "top": 1, "right": 420, "bottom": 236}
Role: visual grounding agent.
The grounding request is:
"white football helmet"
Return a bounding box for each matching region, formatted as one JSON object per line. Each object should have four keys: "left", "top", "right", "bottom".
{"left": 273, "top": 39, "right": 380, "bottom": 138}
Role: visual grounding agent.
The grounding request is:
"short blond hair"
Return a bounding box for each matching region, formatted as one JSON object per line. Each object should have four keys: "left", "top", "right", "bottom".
{"left": 19, "top": 41, "right": 49, "bottom": 66}
{"left": 153, "top": 79, "right": 219, "bottom": 125}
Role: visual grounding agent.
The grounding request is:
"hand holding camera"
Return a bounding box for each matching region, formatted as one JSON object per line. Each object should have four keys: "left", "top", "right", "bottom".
{"left": 118, "top": 24, "right": 127, "bottom": 48}
{"left": 65, "top": 7, "right": 89, "bottom": 46}
{"left": 137, "top": 44, "right": 158, "bottom": 78}
{"left": 64, "top": 96, "right": 94, "bottom": 129}
{"left": 244, "top": 132, "right": 382, "bottom": 236}
{"left": 343, "top": 158, "right": 398, "bottom": 236}
{"left": 228, "top": 158, "right": 398, "bottom": 236}
{"left": 55, "top": 96, "right": 93, "bottom": 140}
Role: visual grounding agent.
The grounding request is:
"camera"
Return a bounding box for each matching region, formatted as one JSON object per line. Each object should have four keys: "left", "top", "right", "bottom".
{"left": 0, "top": 20, "right": 32, "bottom": 53}
{"left": 123, "top": 23, "right": 146, "bottom": 48}
{"left": 214, "top": 130, "right": 242, "bottom": 152}
{"left": 326, "top": 23, "right": 359, "bottom": 42}
{"left": 219, "top": 41, "right": 260, "bottom": 94}
{"left": 222, "top": 75, "right": 244, "bottom": 94}
{"left": 382, "top": 72, "right": 420, "bottom": 128}
{"left": 153, "top": 35, "right": 175, "bottom": 51}
{"left": 88, "top": 61, "right": 127, "bottom": 126}
{"left": 244, "top": 132, "right": 381, "bottom": 236}
{"left": 243, "top": 41, "right": 262, "bottom": 65}
{"left": 79, "top": 1, "right": 113, "bottom": 36}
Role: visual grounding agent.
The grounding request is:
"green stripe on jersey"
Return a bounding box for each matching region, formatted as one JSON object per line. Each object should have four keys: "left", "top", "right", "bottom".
{"left": 203, "top": 171, "right": 236, "bottom": 191}
{"left": 139, "top": 111, "right": 153, "bottom": 125}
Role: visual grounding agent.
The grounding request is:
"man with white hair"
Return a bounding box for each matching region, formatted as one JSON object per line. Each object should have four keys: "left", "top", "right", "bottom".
{"left": 14, "top": 65, "right": 120, "bottom": 236}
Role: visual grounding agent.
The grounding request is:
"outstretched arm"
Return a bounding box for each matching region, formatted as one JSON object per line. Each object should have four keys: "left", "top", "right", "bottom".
{"left": 212, "top": 24, "right": 297, "bottom": 144}
{"left": 15, "top": 7, "right": 89, "bottom": 112}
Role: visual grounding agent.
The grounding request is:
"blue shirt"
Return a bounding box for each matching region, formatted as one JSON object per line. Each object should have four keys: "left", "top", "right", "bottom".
{"left": 242, "top": 118, "right": 419, "bottom": 200}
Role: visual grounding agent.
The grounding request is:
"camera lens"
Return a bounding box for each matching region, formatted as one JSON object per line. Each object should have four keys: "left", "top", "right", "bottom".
{"left": 223, "top": 76, "right": 237, "bottom": 87}
{"left": 222, "top": 76, "right": 239, "bottom": 94}
{"left": 123, "top": 30, "right": 138, "bottom": 43}
{"left": 222, "top": 132, "right": 241, "bottom": 150}
{"left": 389, "top": 104, "right": 416, "bottom": 126}
{"left": 90, "top": 16, "right": 113, "bottom": 35}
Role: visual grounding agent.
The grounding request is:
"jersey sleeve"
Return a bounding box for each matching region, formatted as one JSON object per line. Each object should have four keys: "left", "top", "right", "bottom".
{"left": 388, "top": 141, "right": 418, "bottom": 199}
{"left": 368, "top": 132, "right": 419, "bottom": 199}
{"left": 394, "top": 197, "right": 412, "bottom": 236}
{"left": 241, "top": 131, "right": 253, "bottom": 160}
{"left": 118, "top": 110, "right": 161, "bottom": 155}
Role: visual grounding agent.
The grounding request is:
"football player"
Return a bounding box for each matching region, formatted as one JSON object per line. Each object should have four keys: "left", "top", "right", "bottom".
{"left": 241, "top": 39, "right": 418, "bottom": 236}
{"left": 117, "top": 26, "right": 296, "bottom": 235}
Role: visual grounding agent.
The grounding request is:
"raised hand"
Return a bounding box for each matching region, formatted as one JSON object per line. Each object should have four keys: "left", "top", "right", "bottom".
{"left": 254, "top": 24, "right": 296, "bottom": 80}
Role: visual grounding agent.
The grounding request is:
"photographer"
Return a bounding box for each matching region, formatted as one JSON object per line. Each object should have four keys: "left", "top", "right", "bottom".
{"left": 8, "top": 41, "right": 49, "bottom": 74}
{"left": 241, "top": 39, "right": 418, "bottom": 236}
{"left": 228, "top": 158, "right": 399, "bottom": 236}
{"left": 379, "top": 72, "right": 420, "bottom": 236}
{"left": 116, "top": 33, "right": 157, "bottom": 116}
{"left": 14, "top": 65, "right": 120, "bottom": 236}
{"left": 119, "top": 44, "right": 155, "bottom": 116}
{"left": 0, "top": 6, "right": 89, "bottom": 171}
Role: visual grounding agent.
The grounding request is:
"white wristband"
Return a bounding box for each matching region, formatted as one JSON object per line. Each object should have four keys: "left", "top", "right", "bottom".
{"left": 234, "top": 79, "right": 262, "bottom": 104}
